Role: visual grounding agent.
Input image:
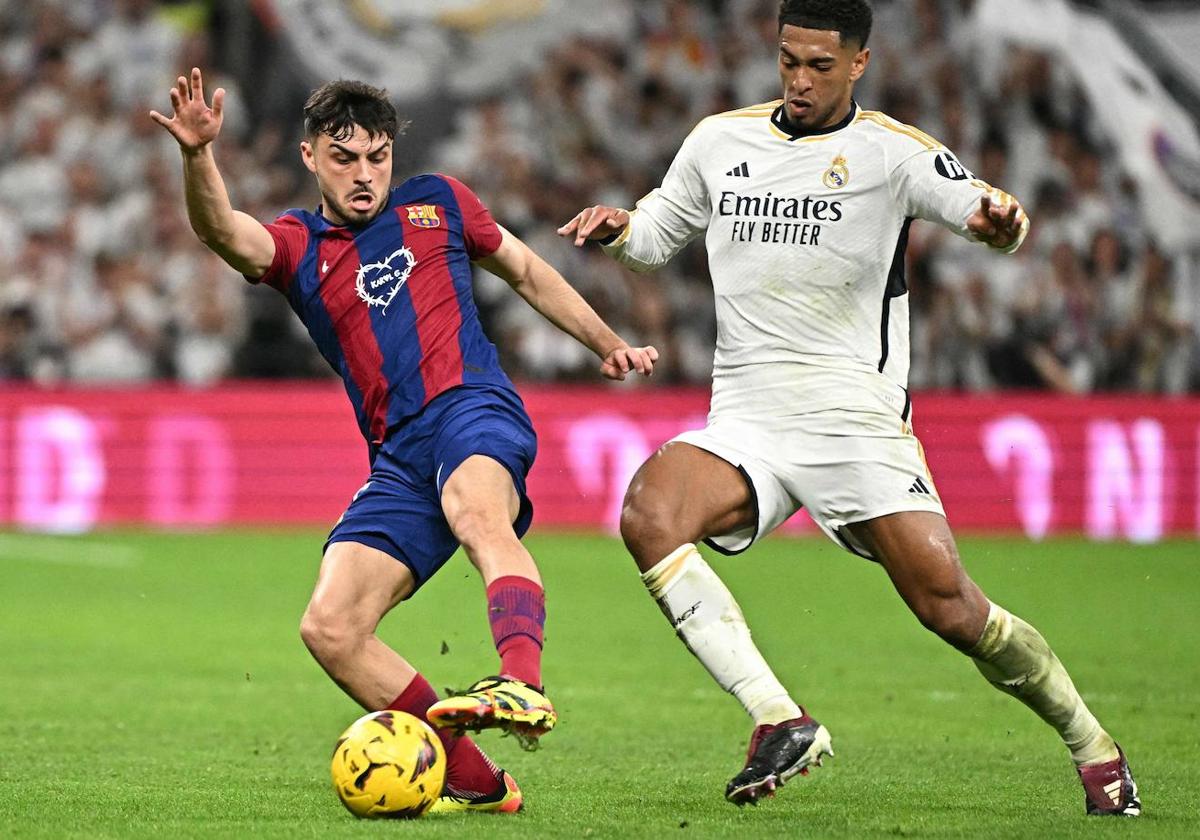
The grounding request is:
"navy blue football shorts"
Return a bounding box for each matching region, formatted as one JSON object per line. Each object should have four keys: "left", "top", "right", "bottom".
{"left": 325, "top": 385, "right": 537, "bottom": 593}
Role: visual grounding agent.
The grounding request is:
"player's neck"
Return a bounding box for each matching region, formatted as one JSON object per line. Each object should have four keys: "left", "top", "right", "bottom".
{"left": 773, "top": 99, "right": 857, "bottom": 140}
{"left": 317, "top": 204, "right": 384, "bottom": 228}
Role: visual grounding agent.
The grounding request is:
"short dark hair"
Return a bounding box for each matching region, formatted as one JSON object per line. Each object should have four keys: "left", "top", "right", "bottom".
{"left": 778, "top": 0, "right": 873, "bottom": 49}
{"left": 302, "top": 80, "right": 402, "bottom": 142}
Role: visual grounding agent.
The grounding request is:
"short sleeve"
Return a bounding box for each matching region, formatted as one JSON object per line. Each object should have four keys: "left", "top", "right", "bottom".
{"left": 249, "top": 214, "right": 310, "bottom": 291}
{"left": 440, "top": 174, "right": 503, "bottom": 259}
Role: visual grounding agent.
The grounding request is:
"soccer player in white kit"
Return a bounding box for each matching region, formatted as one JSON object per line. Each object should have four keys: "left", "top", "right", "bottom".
{"left": 559, "top": 0, "right": 1140, "bottom": 817}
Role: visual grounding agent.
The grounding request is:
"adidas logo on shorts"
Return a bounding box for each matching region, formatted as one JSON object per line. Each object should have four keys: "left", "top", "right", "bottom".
{"left": 908, "top": 476, "right": 932, "bottom": 495}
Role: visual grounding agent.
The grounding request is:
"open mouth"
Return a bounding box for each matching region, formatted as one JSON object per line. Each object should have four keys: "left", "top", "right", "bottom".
{"left": 349, "top": 192, "right": 374, "bottom": 211}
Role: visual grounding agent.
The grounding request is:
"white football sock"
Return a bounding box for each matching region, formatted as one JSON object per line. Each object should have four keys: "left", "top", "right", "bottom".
{"left": 970, "top": 601, "right": 1119, "bottom": 766}
{"left": 641, "top": 543, "right": 802, "bottom": 726}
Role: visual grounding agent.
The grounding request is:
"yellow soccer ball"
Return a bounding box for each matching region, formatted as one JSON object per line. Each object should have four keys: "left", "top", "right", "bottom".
{"left": 330, "top": 710, "right": 446, "bottom": 819}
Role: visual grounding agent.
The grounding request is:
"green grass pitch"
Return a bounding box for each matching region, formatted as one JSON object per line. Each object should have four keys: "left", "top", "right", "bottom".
{"left": 1, "top": 530, "right": 1196, "bottom": 838}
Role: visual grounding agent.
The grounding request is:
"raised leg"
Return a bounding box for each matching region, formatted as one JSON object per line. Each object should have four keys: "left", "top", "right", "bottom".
{"left": 426, "top": 455, "right": 555, "bottom": 749}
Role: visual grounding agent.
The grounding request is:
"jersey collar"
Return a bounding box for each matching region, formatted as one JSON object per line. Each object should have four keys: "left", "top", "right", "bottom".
{"left": 771, "top": 100, "right": 858, "bottom": 141}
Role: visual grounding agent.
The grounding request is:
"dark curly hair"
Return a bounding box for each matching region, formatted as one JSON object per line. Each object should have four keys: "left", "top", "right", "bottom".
{"left": 302, "top": 80, "right": 404, "bottom": 142}
{"left": 778, "top": 0, "right": 873, "bottom": 49}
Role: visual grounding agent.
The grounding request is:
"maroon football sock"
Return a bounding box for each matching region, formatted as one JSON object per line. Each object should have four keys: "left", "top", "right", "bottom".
{"left": 486, "top": 575, "right": 546, "bottom": 687}
{"left": 386, "top": 673, "right": 458, "bottom": 754}
{"left": 385, "top": 673, "right": 499, "bottom": 794}
{"left": 443, "top": 734, "right": 501, "bottom": 795}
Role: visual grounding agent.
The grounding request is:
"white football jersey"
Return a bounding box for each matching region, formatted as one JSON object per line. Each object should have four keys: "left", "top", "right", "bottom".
{"left": 604, "top": 100, "right": 1026, "bottom": 419}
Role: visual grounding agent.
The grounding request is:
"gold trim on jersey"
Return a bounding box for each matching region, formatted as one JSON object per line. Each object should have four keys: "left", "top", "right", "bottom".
{"left": 901, "top": 420, "right": 937, "bottom": 487}
{"left": 683, "top": 102, "right": 779, "bottom": 149}
{"left": 712, "top": 100, "right": 781, "bottom": 118}
{"left": 710, "top": 100, "right": 860, "bottom": 142}
{"left": 855, "top": 110, "right": 943, "bottom": 150}
{"left": 709, "top": 101, "right": 780, "bottom": 124}
{"left": 608, "top": 208, "right": 638, "bottom": 248}
{"left": 769, "top": 121, "right": 854, "bottom": 144}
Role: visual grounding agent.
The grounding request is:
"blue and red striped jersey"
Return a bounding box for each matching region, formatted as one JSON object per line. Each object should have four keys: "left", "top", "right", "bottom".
{"left": 250, "top": 173, "right": 516, "bottom": 444}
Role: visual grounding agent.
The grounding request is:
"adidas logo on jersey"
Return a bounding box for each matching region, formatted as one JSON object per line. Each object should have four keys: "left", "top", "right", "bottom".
{"left": 725, "top": 162, "right": 750, "bottom": 177}
{"left": 908, "top": 476, "right": 932, "bottom": 495}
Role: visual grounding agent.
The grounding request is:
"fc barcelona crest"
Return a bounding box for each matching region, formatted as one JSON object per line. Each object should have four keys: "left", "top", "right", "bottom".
{"left": 406, "top": 204, "right": 441, "bottom": 228}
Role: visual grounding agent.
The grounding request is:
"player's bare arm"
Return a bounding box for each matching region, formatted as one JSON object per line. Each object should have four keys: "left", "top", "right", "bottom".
{"left": 966, "top": 192, "right": 1029, "bottom": 252}
{"left": 556, "top": 205, "right": 631, "bottom": 247}
{"left": 149, "top": 67, "right": 275, "bottom": 277}
{"left": 477, "top": 226, "right": 657, "bottom": 380}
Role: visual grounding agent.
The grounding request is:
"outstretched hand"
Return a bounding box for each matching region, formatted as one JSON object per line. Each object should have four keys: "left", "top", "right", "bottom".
{"left": 557, "top": 205, "right": 631, "bottom": 247}
{"left": 149, "top": 67, "right": 225, "bottom": 152}
{"left": 967, "top": 192, "right": 1027, "bottom": 250}
{"left": 601, "top": 345, "right": 659, "bottom": 381}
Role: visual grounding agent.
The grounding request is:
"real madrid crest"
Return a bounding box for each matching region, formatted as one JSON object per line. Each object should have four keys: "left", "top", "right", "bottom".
{"left": 822, "top": 155, "right": 850, "bottom": 190}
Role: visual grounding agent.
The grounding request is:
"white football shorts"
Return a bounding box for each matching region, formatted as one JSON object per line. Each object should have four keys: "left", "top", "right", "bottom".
{"left": 671, "top": 408, "right": 945, "bottom": 559}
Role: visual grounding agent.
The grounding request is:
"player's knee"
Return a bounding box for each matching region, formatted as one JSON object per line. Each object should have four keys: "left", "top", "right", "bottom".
{"left": 299, "top": 602, "right": 360, "bottom": 666}
{"left": 448, "top": 506, "right": 507, "bottom": 553}
{"left": 620, "top": 490, "right": 683, "bottom": 561}
{"left": 911, "top": 590, "right": 980, "bottom": 649}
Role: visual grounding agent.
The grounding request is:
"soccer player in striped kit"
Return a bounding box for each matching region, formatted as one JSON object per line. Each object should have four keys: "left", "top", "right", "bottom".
{"left": 152, "top": 70, "right": 657, "bottom": 813}
{"left": 560, "top": 0, "right": 1139, "bottom": 817}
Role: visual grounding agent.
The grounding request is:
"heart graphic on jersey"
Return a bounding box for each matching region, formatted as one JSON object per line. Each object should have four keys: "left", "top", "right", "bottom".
{"left": 354, "top": 246, "right": 417, "bottom": 314}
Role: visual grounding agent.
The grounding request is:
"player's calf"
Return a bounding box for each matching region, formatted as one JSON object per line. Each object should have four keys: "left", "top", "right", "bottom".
{"left": 969, "top": 601, "right": 1141, "bottom": 813}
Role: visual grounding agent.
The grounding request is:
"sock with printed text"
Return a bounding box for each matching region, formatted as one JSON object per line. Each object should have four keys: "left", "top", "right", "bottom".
{"left": 487, "top": 575, "right": 546, "bottom": 688}
{"left": 642, "top": 543, "right": 803, "bottom": 726}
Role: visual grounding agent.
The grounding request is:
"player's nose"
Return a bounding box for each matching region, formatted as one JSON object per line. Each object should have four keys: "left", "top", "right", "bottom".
{"left": 788, "top": 71, "right": 812, "bottom": 94}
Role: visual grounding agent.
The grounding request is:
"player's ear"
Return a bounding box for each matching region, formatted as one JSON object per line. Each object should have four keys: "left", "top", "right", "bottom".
{"left": 849, "top": 46, "right": 870, "bottom": 82}
{"left": 300, "top": 139, "right": 317, "bottom": 174}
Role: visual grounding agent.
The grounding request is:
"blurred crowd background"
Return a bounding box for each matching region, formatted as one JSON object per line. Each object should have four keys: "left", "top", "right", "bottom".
{"left": 1, "top": 0, "right": 1198, "bottom": 393}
